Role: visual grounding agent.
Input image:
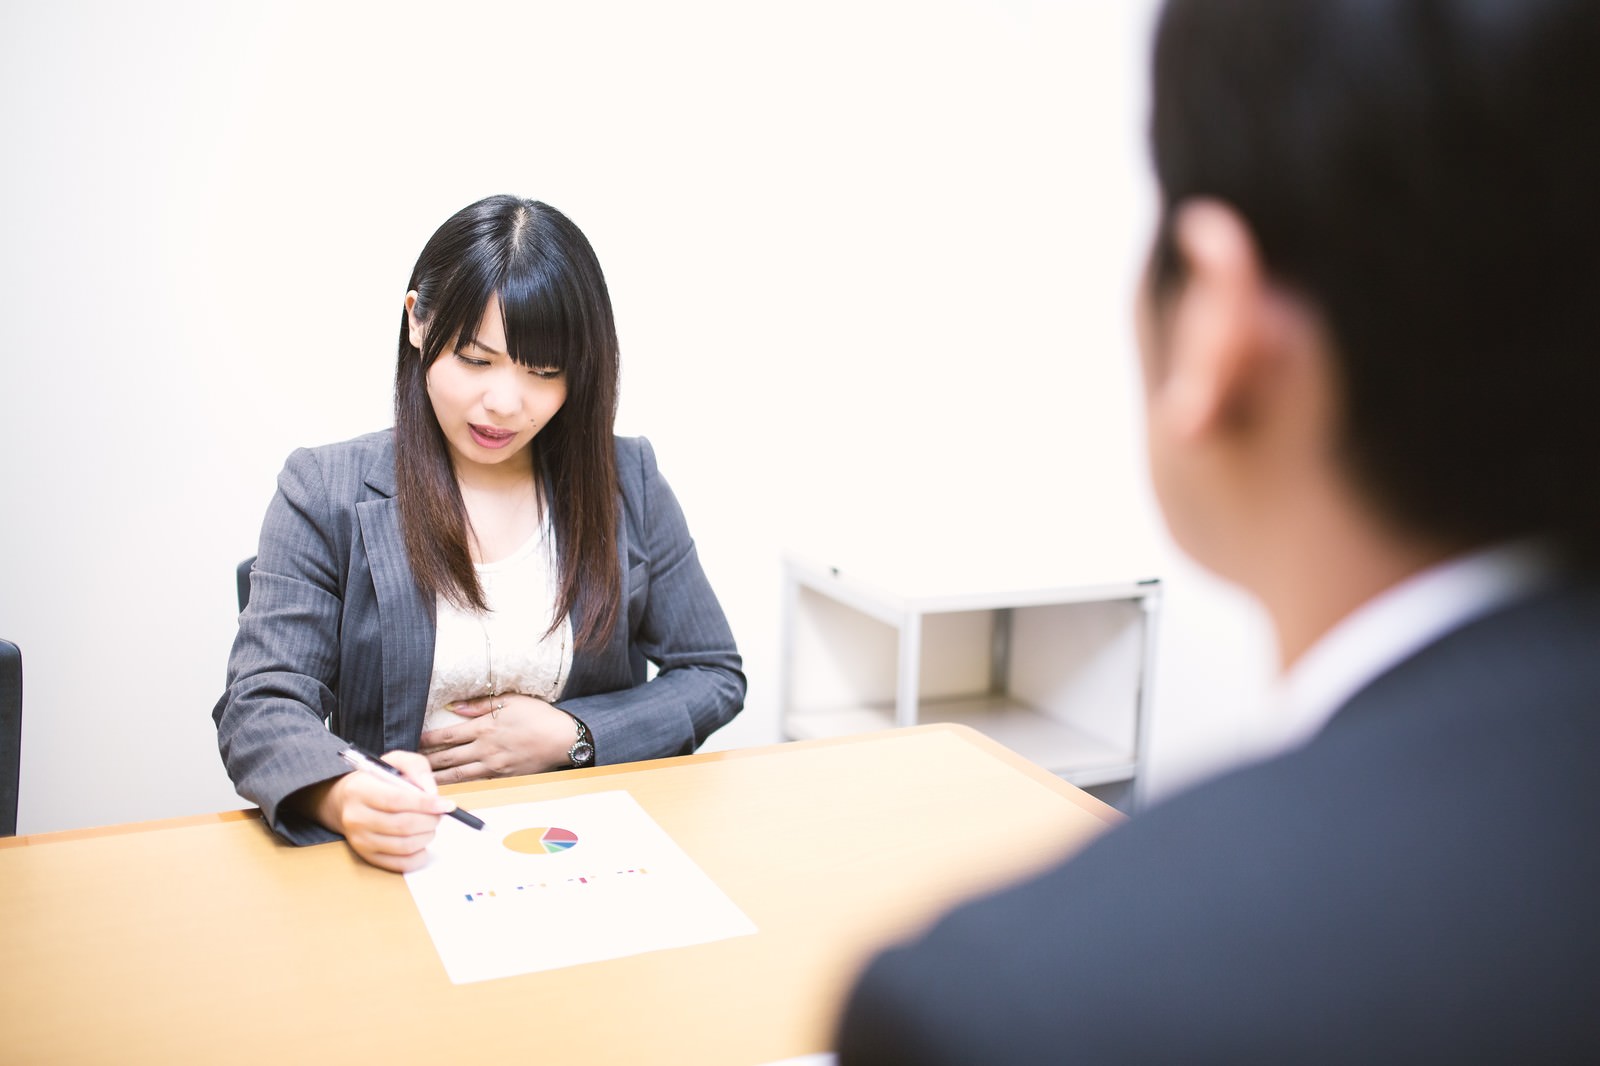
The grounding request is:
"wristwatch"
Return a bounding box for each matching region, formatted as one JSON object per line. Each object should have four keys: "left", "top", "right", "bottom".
{"left": 566, "top": 714, "right": 595, "bottom": 768}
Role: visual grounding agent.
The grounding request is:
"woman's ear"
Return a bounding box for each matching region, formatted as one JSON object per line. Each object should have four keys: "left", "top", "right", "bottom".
{"left": 405, "top": 290, "right": 425, "bottom": 351}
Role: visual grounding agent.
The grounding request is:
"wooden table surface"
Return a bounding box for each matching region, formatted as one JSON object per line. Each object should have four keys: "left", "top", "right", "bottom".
{"left": 0, "top": 724, "right": 1120, "bottom": 1065}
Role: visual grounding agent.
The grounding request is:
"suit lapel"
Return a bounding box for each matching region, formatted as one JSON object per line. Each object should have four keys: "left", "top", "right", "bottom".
{"left": 561, "top": 480, "right": 640, "bottom": 697}
{"left": 356, "top": 445, "right": 436, "bottom": 752}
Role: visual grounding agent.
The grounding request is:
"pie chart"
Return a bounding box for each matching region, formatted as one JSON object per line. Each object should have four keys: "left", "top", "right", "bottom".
{"left": 503, "top": 826, "right": 580, "bottom": 855}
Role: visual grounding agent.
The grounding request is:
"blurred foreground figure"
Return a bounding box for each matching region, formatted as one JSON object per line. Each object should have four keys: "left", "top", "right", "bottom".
{"left": 838, "top": 1, "right": 1600, "bottom": 1061}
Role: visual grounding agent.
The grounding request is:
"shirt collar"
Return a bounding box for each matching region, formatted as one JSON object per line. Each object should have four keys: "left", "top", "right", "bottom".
{"left": 1262, "top": 538, "right": 1558, "bottom": 754}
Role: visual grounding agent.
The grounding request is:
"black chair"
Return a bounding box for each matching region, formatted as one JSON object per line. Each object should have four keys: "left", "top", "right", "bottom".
{"left": 1, "top": 639, "right": 21, "bottom": 837}
{"left": 237, "top": 556, "right": 256, "bottom": 612}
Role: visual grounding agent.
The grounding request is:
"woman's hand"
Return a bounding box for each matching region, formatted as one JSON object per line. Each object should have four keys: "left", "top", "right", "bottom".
{"left": 301, "top": 750, "right": 453, "bottom": 873}
{"left": 420, "top": 694, "right": 577, "bottom": 784}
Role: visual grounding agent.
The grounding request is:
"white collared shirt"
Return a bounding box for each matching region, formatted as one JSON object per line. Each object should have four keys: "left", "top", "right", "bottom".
{"left": 1259, "top": 539, "right": 1558, "bottom": 755}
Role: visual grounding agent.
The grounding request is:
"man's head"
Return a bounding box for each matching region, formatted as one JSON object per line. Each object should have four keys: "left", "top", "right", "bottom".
{"left": 1140, "top": 0, "right": 1600, "bottom": 591}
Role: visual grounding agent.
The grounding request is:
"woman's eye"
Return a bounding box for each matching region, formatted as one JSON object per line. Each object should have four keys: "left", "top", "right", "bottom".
{"left": 453, "top": 352, "right": 491, "bottom": 368}
{"left": 528, "top": 367, "right": 564, "bottom": 380}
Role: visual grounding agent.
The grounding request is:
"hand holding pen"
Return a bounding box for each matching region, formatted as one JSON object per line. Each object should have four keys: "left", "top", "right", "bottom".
{"left": 306, "top": 746, "right": 482, "bottom": 873}
{"left": 338, "top": 746, "right": 485, "bottom": 830}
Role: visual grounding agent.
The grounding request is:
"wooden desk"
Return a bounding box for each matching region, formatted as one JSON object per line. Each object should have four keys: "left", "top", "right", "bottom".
{"left": 0, "top": 725, "right": 1119, "bottom": 1065}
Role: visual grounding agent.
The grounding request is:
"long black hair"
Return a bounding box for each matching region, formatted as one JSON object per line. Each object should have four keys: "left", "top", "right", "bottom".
{"left": 395, "top": 195, "right": 621, "bottom": 648}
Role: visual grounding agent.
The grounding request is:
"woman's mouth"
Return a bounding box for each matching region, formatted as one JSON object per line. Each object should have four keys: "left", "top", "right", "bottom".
{"left": 468, "top": 423, "right": 517, "bottom": 449}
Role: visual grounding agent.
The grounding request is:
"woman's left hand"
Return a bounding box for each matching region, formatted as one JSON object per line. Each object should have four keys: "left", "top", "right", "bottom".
{"left": 420, "top": 694, "right": 577, "bottom": 784}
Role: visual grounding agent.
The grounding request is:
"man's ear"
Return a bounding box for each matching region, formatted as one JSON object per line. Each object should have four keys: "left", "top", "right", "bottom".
{"left": 1159, "top": 199, "right": 1282, "bottom": 441}
{"left": 405, "top": 290, "right": 426, "bottom": 351}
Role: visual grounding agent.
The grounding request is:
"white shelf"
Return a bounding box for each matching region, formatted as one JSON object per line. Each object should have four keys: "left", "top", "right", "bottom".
{"left": 784, "top": 552, "right": 1158, "bottom": 622}
{"left": 779, "top": 552, "right": 1161, "bottom": 811}
{"left": 784, "top": 696, "right": 1137, "bottom": 788}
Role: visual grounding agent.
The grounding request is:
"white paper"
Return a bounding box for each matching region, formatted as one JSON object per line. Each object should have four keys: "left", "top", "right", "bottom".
{"left": 404, "top": 789, "right": 757, "bottom": 983}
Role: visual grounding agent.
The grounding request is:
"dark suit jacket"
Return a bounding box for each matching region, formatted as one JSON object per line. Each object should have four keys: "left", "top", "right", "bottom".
{"left": 838, "top": 577, "right": 1600, "bottom": 1063}
{"left": 213, "top": 430, "right": 745, "bottom": 845}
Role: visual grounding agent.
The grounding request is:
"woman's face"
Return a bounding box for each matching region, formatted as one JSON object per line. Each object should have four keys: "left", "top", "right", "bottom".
{"left": 412, "top": 292, "right": 569, "bottom": 478}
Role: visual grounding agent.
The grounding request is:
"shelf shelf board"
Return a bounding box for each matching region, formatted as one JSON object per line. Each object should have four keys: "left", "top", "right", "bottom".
{"left": 784, "top": 552, "right": 1160, "bottom": 617}
{"left": 786, "top": 557, "right": 1158, "bottom": 619}
{"left": 784, "top": 696, "right": 1136, "bottom": 787}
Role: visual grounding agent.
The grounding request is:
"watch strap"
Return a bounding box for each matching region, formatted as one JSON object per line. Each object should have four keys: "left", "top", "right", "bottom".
{"left": 565, "top": 714, "right": 595, "bottom": 768}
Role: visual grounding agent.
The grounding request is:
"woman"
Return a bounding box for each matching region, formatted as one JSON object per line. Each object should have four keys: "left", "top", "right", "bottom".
{"left": 214, "top": 195, "right": 745, "bottom": 872}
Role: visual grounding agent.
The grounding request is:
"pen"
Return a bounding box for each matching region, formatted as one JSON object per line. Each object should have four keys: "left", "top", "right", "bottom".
{"left": 337, "top": 746, "right": 485, "bottom": 831}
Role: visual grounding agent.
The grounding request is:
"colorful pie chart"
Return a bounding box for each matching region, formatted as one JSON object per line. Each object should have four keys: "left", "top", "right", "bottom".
{"left": 503, "top": 826, "right": 580, "bottom": 855}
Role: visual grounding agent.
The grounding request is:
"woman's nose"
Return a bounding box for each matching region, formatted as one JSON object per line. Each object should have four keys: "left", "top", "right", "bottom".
{"left": 481, "top": 369, "right": 523, "bottom": 416}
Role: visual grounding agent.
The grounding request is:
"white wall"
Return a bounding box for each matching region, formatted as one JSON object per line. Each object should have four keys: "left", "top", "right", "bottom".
{"left": 0, "top": 0, "right": 1274, "bottom": 835}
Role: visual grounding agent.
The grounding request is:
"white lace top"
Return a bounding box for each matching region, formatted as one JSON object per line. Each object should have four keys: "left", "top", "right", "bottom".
{"left": 422, "top": 518, "right": 574, "bottom": 732}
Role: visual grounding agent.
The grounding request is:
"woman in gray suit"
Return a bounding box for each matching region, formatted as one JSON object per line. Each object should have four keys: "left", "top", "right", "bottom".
{"left": 214, "top": 196, "right": 745, "bottom": 871}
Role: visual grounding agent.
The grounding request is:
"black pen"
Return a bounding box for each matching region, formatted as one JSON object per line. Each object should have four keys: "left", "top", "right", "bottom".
{"left": 337, "top": 746, "right": 486, "bottom": 831}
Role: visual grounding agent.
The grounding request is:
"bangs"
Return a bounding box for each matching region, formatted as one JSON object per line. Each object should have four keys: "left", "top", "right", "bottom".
{"left": 422, "top": 244, "right": 590, "bottom": 375}
{"left": 410, "top": 196, "right": 615, "bottom": 388}
{"left": 494, "top": 264, "right": 588, "bottom": 373}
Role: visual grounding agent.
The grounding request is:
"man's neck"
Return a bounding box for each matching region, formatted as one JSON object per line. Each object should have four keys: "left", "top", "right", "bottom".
{"left": 1246, "top": 488, "right": 1460, "bottom": 670}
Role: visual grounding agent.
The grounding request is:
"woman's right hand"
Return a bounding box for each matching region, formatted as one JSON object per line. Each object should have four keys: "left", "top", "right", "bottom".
{"left": 302, "top": 750, "right": 455, "bottom": 872}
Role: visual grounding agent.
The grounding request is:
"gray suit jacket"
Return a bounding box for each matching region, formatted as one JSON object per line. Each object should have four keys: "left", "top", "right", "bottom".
{"left": 214, "top": 430, "right": 745, "bottom": 845}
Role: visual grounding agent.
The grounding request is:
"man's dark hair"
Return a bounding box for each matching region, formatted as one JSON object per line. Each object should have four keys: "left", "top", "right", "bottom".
{"left": 1149, "top": 0, "right": 1600, "bottom": 556}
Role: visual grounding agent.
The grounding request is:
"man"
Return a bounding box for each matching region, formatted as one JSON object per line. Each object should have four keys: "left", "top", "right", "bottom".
{"left": 836, "top": 1, "right": 1600, "bottom": 1061}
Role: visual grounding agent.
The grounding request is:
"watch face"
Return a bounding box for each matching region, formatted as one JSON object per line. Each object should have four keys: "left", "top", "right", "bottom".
{"left": 570, "top": 740, "right": 596, "bottom": 767}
